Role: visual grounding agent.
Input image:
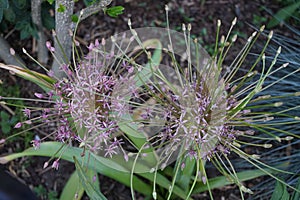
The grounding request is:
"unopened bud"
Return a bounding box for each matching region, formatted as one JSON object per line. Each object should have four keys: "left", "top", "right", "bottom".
{"left": 282, "top": 63, "right": 289, "bottom": 68}
{"left": 268, "top": 30, "right": 273, "bottom": 39}
{"left": 187, "top": 23, "right": 191, "bottom": 31}
{"left": 264, "top": 144, "right": 272, "bottom": 148}
{"left": 111, "top": 36, "right": 116, "bottom": 43}
{"left": 14, "top": 122, "right": 22, "bottom": 129}
{"left": 251, "top": 154, "right": 260, "bottom": 159}
{"left": 274, "top": 102, "right": 283, "bottom": 107}
{"left": 182, "top": 24, "right": 186, "bottom": 31}
{"left": 10, "top": 48, "right": 15, "bottom": 55}
{"left": 43, "top": 162, "right": 49, "bottom": 169}
{"left": 252, "top": 31, "right": 257, "bottom": 38}
{"left": 294, "top": 92, "right": 300, "bottom": 96}
{"left": 165, "top": 5, "right": 169, "bottom": 11}
{"left": 277, "top": 46, "right": 281, "bottom": 55}
{"left": 264, "top": 117, "right": 274, "bottom": 122}
{"left": 128, "top": 18, "right": 132, "bottom": 26}
{"left": 284, "top": 136, "right": 293, "bottom": 141}
{"left": 152, "top": 192, "right": 157, "bottom": 200}
{"left": 34, "top": 93, "right": 44, "bottom": 99}
{"left": 232, "top": 17, "right": 237, "bottom": 26}
{"left": 220, "top": 35, "right": 225, "bottom": 44}
{"left": 217, "top": 19, "right": 221, "bottom": 27}
{"left": 231, "top": 34, "right": 237, "bottom": 42}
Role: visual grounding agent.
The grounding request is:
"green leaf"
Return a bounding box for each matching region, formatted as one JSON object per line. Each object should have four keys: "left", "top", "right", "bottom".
{"left": 0, "top": 0, "right": 8, "bottom": 22}
{"left": 176, "top": 158, "right": 195, "bottom": 193}
{"left": 60, "top": 171, "right": 85, "bottom": 200}
{"left": 271, "top": 180, "right": 290, "bottom": 200}
{"left": 74, "top": 157, "right": 107, "bottom": 200}
{"left": 0, "top": 9, "right": 3, "bottom": 22}
{"left": 0, "top": 111, "right": 11, "bottom": 134}
{"left": 71, "top": 14, "right": 79, "bottom": 23}
{"left": 4, "top": 7, "right": 16, "bottom": 23}
{"left": 42, "top": 2, "right": 55, "bottom": 30}
{"left": 0, "top": 63, "right": 55, "bottom": 92}
{"left": 15, "top": 20, "right": 38, "bottom": 39}
{"left": 47, "top": 0, "right": 54, "bottom": 5}
{"left": 133, "top": 39, "right": 162, "bottom": 88}
{"left": 267, "top": 1, "right": 300, "bottom": 28}
{"left": 105, "top": 6, "right": 124, "bottom": 18}
{"left": 0, "top": 142, "right": 191, "bottom": 199}
{"left": 291, "top": 177, "right": 300, "bottom": 200}
{"left": 57, "top": 4, "right": 66, "bottom": 12}
{"left": 0, "top": 142, "right": 153, "bottom": 196}
{"left": 12, "top": 0, "right": 27, "bottom": 9}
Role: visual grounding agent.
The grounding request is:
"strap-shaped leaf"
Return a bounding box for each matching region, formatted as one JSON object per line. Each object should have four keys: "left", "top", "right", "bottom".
{"left": 74, "top": 157, "right": 107, "bottom": 200}
{"left": 59, "top": 170, "right": 85, "bottom": 200}
{"left": 270, "top": 179, "right": 290, "bottom": 200}
{"left": 291, "top": 177, "right": 300, "bottom": 200}
{"left": 0, "top": 63, "right": 55, "bottom": 92}
{"left": 0, "top": 142, "right": 153, "bottom": 197}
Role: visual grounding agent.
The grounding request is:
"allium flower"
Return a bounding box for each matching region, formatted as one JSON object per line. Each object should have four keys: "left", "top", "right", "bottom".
{"left": 1, "top": 9, "right": 299, "bottom": 199}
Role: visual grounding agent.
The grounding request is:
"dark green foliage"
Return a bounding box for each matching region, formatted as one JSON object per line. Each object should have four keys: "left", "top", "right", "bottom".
{"left": 41, "top": 1, "right": 55, "bottom": 30}
{"left": 271, "top": 178, "right": 300, "bottom": 200}
{"left": 0, "top": 0, "right": 8, "bottom": 22}
{"left": 0, "top": 84, "right": 32, "bottom": 148}
{"left": 33, "top": 185, "right": 58, "bottom": 200}
{"left": 0, "top": 0, "right": 54, "bottom": 39}
{"left": 0, "top": 84, "right": 23, "bottom": 135}
{"left": 0, "top": 111, "right": 18, "bottom": 134}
